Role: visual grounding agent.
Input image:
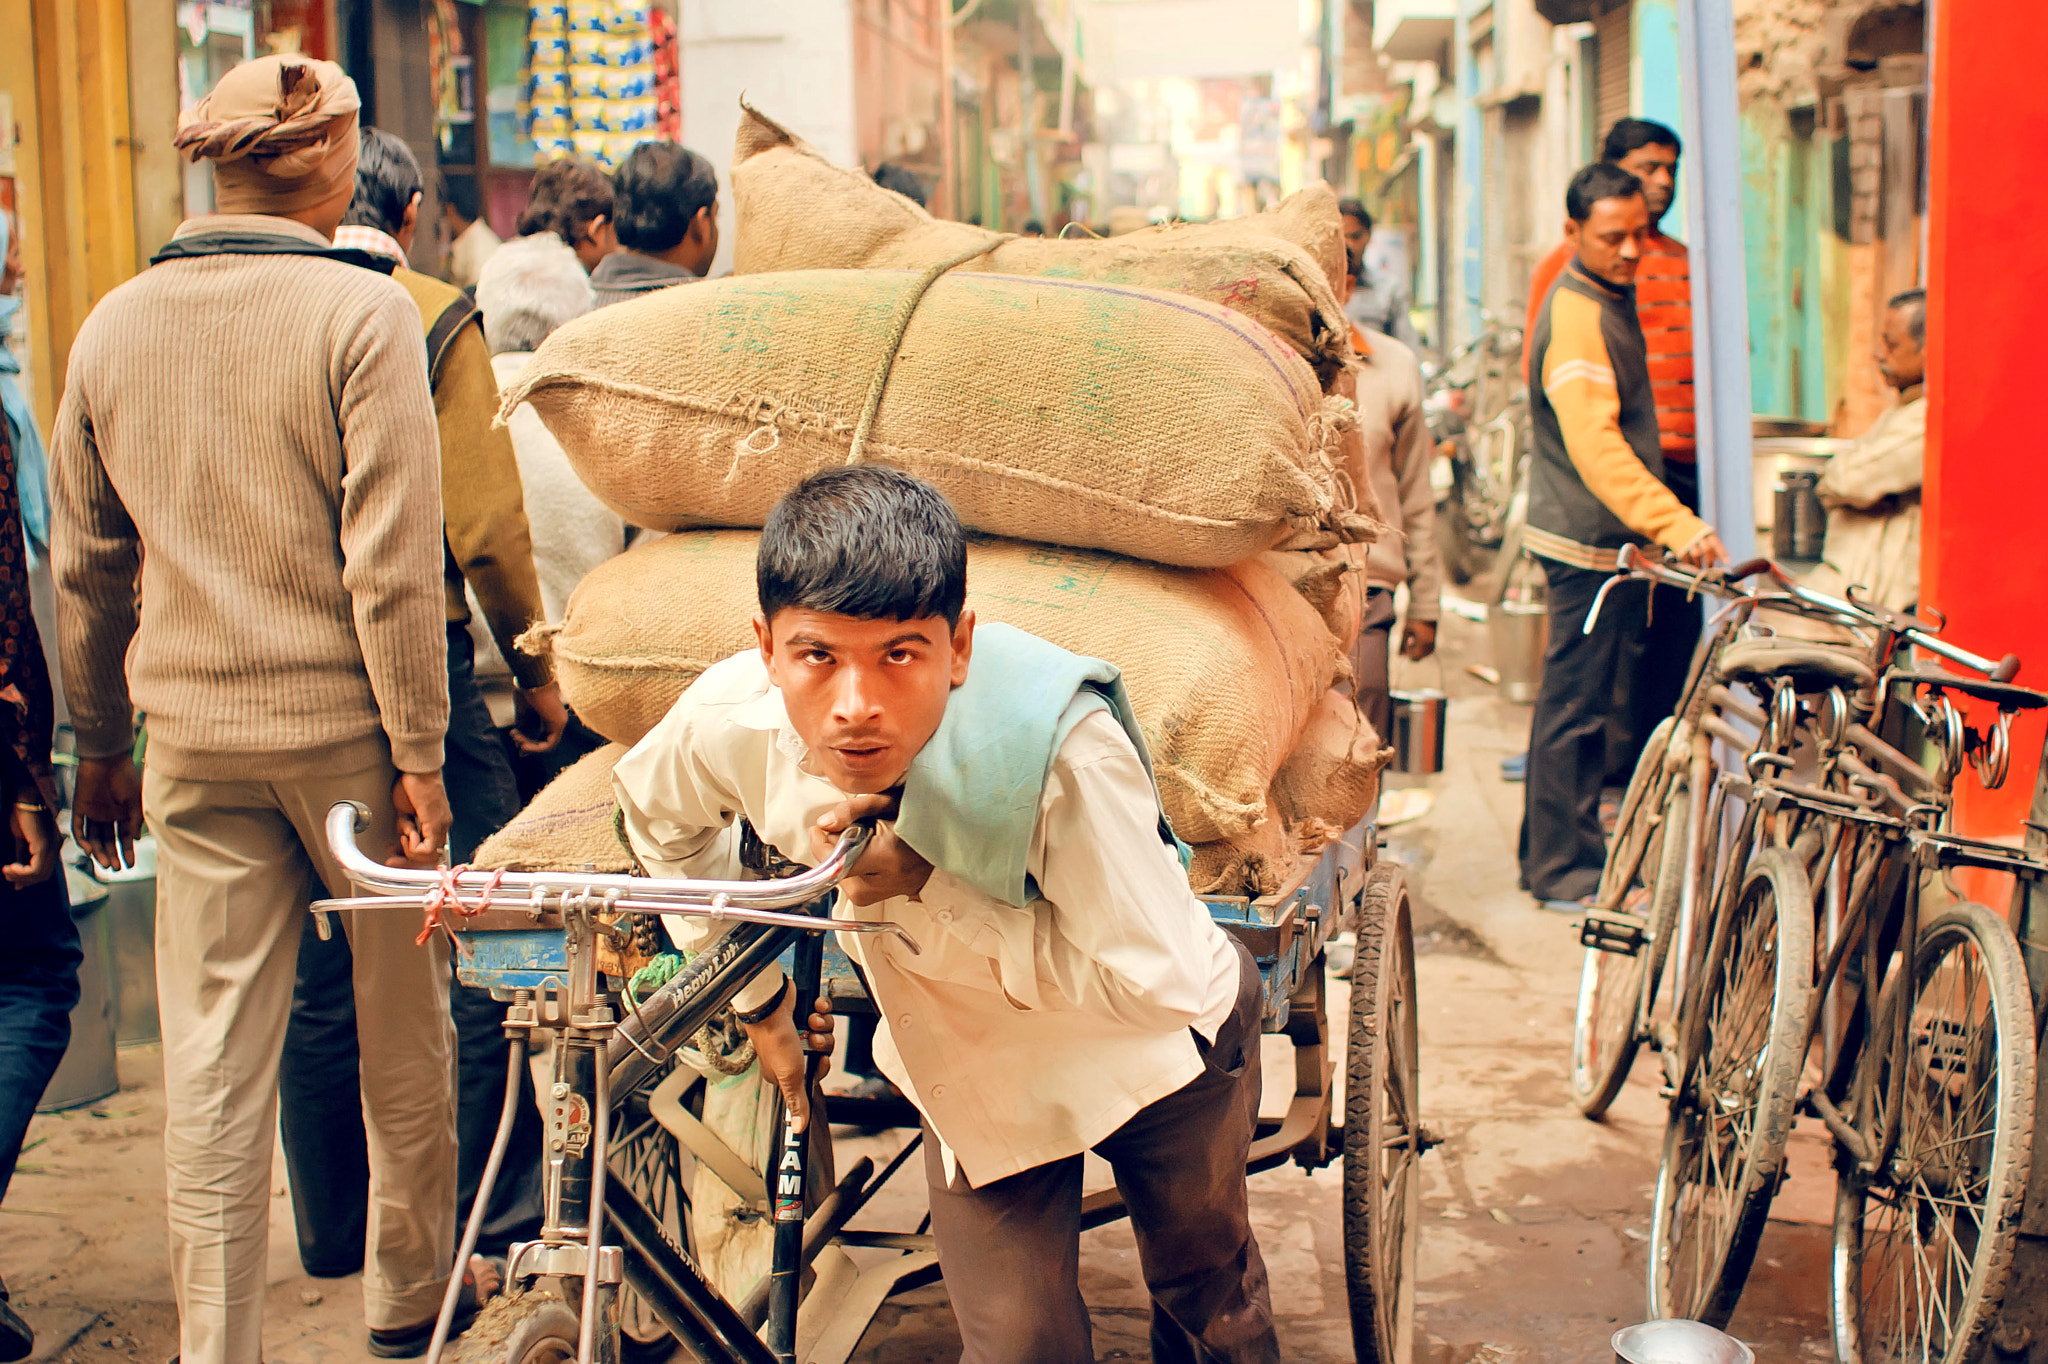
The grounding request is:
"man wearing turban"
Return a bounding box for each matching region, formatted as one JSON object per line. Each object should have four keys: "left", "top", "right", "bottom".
{"left": 48, "top": 54, "right": 465, "bottom": 1364}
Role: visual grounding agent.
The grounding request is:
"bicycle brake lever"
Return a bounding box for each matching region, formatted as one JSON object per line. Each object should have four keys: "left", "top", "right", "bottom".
{"left": 1583, "top": 571, "right": 1625, "bottom": 636}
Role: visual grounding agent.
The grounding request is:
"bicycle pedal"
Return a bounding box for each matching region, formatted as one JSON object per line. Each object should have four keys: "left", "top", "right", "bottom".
{"left": 1580, "top": 907, "right": 1648, "bottom": 955}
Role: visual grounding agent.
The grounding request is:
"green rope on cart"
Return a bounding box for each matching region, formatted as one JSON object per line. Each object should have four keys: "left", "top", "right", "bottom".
{"left": 626, "top": 950, "right": 690, "bottom": 1011}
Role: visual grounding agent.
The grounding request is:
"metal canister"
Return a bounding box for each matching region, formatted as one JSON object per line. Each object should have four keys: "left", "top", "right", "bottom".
{"left": 37, "top": 865, "right": 118, "bottom": 1112}
{"left": 1774, "top": 468, "right": 1826, "bottom": 562}
{"left": 97, "top": 834, "right": 160, "bottom": 1044}
{"left": 1389, "top": 690, "right": 1448, "bottom": 774}
{"left": 1612, "top": 1319, "right": 1754, "bottom": 1364}
{"left": 1489, "top": 599, "right": 1549, "bottom": 705}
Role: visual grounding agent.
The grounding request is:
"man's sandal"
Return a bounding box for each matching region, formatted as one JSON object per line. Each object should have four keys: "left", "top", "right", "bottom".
{"left": 366, "top": 1255, "right": 505, "bottom": 1359}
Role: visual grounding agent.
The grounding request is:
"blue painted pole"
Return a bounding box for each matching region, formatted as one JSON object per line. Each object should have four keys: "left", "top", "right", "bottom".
{"left": 1675, "top": 0, "right": 1755, "bottom": 558}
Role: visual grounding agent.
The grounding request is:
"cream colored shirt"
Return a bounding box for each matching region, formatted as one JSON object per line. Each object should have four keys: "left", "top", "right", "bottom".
{"left": 613, "top": 650, "right": 1243, "bottom": 1187}
{"left": 448, "top": 218, "right": 502, "bottom": 291}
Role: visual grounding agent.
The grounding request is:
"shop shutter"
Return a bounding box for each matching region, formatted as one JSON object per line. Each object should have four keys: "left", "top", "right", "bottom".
{"left": 1595, "top": 1, "right": 1634, "bottom": 140}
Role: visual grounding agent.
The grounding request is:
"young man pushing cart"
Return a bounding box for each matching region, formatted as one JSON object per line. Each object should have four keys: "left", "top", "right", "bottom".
{"left": 612, "top": 466, "right": 1279, "bottom": 1363}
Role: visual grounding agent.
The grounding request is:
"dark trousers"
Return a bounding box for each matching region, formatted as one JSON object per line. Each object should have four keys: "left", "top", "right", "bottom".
{"left": 922, "top": 940, "right": 1278, "bottom": 1364}
{"left": 0, "top": 872, "right": 80, "bottom": 1204}
{"left": 1605, "top": 464, "right": 1701, "bottom": 781}
{"left": 279, "top": 625, "right": 545, "bottom": 1274}
{"left": 1519, "top": 559, "right": 1697, "bottom": 900}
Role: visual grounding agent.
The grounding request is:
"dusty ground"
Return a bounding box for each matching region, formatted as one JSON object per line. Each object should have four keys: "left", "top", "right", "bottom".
{"left": 1, "top": 604, "right": 1841, "bottom": 1363}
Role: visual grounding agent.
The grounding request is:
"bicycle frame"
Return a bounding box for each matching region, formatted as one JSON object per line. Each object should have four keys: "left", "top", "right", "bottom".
{"left": 311, "top": 802, "right": 904, "bottom": 1364}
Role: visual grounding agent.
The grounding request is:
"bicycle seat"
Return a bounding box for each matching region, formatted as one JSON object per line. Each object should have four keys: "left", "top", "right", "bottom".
{"left": 1886, "top": 668, "right": 2048, "bottom": 712}
{"left": 1716, "top": 637, "right": 1876, "bottom": 693}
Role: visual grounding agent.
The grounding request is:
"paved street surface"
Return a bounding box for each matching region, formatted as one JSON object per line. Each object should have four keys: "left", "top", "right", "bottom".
{"left": 2, "top": 606, "right": 1841, "bottom": 1363}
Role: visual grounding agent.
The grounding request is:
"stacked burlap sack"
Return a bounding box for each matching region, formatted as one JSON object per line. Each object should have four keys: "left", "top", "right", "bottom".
{"left": 479, "top": 105, "right": 1393, "bottom": 896}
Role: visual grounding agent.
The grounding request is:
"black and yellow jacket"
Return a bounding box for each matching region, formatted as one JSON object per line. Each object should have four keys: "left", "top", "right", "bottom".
{"left": 1524, "top": 262, "right": 1709, "bottom": 569}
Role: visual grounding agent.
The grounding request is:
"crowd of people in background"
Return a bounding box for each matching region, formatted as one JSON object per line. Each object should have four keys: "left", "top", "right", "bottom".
{"left": 0, "top": 41, "right": 1936, "bottom": 1364}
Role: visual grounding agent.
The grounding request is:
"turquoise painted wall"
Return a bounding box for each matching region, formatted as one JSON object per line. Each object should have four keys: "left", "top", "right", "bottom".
{"left": 1740, "top": 107, "right": 1830, "bottom": 422}
{"left": 1631, "top": 0, "right": 1688, "bottom": 231}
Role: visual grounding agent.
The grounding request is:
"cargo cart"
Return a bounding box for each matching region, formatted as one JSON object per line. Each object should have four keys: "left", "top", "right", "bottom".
{"left": 312, "top": 799, "right": 1427, "bottom": 1364}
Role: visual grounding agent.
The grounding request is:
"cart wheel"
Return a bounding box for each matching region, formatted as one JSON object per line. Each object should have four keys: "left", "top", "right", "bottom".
{"left": 445, "top": 1291, "right": 580, "bottom": 1364}
{"left": 1344, "top": 863, "right": 1420, "bottom": 1364}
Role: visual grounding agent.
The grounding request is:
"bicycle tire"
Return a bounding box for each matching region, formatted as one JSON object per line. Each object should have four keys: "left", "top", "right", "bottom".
{"left": 1648, "top": 847, "right": 1814, "bottom": 1326}
{"left": 1831, "top": 901, "right": 2037, "bottom": 1364}
{"left": 1571, "top": 718, "right": 1687, "bottom": 1119}
{"left": 1344, "top": 866, "right": 1420, "bottom": 1364}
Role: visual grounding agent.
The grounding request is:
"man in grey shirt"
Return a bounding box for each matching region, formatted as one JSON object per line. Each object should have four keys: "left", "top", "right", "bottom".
{"left": 1339, "top": 197, "right": 1421, "bottom": 351}
{"left": 588, "top": 142, "right": 719, "bottom": 305}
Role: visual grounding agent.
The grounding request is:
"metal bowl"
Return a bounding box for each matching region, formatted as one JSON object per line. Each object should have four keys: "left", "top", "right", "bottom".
{"left": 1612, "top": 1320, "right": 1756, "bottom": 1364}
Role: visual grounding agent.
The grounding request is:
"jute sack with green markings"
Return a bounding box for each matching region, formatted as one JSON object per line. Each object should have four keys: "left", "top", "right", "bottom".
{"left": 498, "top": 267, "right": 1363, "bottom": 569}
{"left": 730, "top": 103, "right": 1353, "bottom": 386}
{"left": 473, "top": 742, "right": 634, "bottom": 874}
{"left": 523, "top": 530, "right": 1340, "bottom": 844}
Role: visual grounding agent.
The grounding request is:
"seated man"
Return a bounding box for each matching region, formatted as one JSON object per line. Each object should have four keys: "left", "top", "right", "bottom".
{"left": 1803, "top": 288, "right": 1926, "bottom": 614}
{"left": 614, "top": 467, "right": 1276, "bottom": 1364}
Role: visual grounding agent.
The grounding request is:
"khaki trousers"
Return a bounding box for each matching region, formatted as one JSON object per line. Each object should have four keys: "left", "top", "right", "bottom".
{"left": 145, "top": 761, "right": 458, "bottom": 1364}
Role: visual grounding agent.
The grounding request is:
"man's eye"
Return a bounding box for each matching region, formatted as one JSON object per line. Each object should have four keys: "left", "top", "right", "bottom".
{"left": 888, "top": 649, "right": 917, "bottom": 664}
{"left": 803, "top": 650, "right": 831, "bottom": 665}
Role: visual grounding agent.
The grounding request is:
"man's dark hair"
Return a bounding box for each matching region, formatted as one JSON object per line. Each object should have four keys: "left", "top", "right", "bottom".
{"left": 517, "top": 157, "right": 614, "bottom": 241}
{"left": 440, "top": 171, "right": 482, "bottom": 225}
{"left": 1601, "top": 117, "right": 1682, "bottom": 164}
{"left": 1022, "top": 219, "right": 1045, "bottom": 235}
{"left": 758, "top": 467, "right": 968, "bottom": 628}
{"left": 342, "top": 127, "right": 422, "bottom": 236}
{"left": 1338, "top": 196, "right": 1373, "bottom": 233}
{"left": 611, "top": 143, "right": 718, "bottom": 253}
{"left": 1566, "top": 163, "right": 1645, "bottom": 222}
{"left": 873, "top": 162, "right": 928, "bottom": 208}
{"left": 1888, "top": 288, "right": 1927, "bottom": 344}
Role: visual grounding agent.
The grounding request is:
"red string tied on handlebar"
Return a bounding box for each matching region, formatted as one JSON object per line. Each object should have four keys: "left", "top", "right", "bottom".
{"left": 415, "top": 864, "right": 507, "bottom": 952}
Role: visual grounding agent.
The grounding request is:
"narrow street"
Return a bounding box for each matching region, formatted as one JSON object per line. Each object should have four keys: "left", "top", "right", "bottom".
{"left": 1, "top": 604, "right": 1843, "bottom": 1364}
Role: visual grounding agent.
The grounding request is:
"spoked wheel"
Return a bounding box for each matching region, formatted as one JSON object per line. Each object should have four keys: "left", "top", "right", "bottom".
{"left": 1572, "top": 717, "right": 1687, "bottom": 1118}
{"left": 446, "top": 1291, "right": 580, "bottom": 1364}
{"left": 1832, "top": 902, "right": 2036, "bottom": 1364}
{"left": 1344, "top": 864, "right": 1421, "bottom": 1364}
{"left": 608, "top": 1066, "right": 692, "bottom": 1364}
{"left": 1648, "top": 848, "right": 1814, "bottom": 1326}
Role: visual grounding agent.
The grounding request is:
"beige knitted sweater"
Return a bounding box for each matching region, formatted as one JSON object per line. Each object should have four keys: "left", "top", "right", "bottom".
{"left": 49, "top": 215, "right": 451, "bottom": 779}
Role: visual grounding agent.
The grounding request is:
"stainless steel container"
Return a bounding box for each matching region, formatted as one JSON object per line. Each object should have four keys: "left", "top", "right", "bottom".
{"left": 1752, "top": 436, "right": 1850, "bottom": 539}
{"left": 1773, "top": 468, "right": 1825, "bottom": 562}
{"left": 1389, "top": 689, "right": 1448, "bottom": 774}
{"left": 37, "top": 865, "right": 119, "bottom": 1113}
{"left": 98, "top": 835, "right": 160, "bottom": 1045}
{"left": 1612, "top": 1319, "right": 1755, "bottom": 1364}
{"left": 1489, "top": 599, "right": 1549, "bottom": 704}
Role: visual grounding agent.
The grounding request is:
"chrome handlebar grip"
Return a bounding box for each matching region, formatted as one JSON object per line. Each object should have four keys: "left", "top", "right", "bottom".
{"left": 310, "top": 801, "right": 920, "bottom": 954}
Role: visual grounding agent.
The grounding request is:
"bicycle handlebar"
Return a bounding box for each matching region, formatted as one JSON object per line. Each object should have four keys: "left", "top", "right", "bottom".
{"left": 310, "top": 800, "right": 922, "bottom": 953}
{"left": 1595, "top": 545, "right": 2021, "bottom": 682}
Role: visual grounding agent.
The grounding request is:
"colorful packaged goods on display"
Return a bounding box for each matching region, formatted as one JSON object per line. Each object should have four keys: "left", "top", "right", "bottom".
{"left": 529, "top": 0, "right": 659, "bottom": 167}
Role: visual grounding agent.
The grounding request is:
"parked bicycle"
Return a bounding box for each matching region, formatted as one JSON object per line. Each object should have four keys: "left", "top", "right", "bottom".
{"left": 1566, "top": 545, "right": 2046, "bottom": 1364}
{"left": 1423, "top": 315, "right": 1529, "bottom": 587}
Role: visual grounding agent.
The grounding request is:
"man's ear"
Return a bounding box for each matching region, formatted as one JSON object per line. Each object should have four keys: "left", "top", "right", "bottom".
{"left": 1563, "top": 217, "right": 1581, "bottom": 248}
{"left": 949, "top": 609, "right": 975, "bottom": 687}
{"left": 402, "top": 191, "right": 421, "bottom": 241}
{"left": 753, "top": 612, "right": 777, "bottom": 680}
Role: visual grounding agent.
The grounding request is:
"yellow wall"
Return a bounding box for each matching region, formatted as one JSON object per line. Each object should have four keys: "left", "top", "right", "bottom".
{"left": 1, "top": 0, "right": 139, "bottom": 431}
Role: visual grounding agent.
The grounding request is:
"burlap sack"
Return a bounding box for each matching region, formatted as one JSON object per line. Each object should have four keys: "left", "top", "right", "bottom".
{"left": 1186, "top": 798, "right": 1297, "bottom": 899}
{"left": 473, "top": 743, "right": 634, "bottom": 873}
{"left": 532, "top": 530, "right": 1339, "bottom": 844}
{"left": 1257, "top": 548, "right": 1367, "bottom": 651}
{"left": 500, "top": 266, "right": 1363, "bottom": 568}
{"left": 1272, "top": 689, "right": 1393, "bottom": 841}
{"left": 732, "top": 103, "right": 1352, "bottom": 385}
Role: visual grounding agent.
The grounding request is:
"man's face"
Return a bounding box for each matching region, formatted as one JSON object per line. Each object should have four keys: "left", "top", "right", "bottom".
{"left": 1615, "top": 143, "right": 1680, "bottom": 222}
{"left": 755, "top": 607, "right": 975, "bottom": 794}
{"left": 1566, "top": 194, "right": 1651, "bottom": 288}
{"left": 1341, "top": 213, "right": 1371, "bottom": 266}
{"left": 1876, "top": 304, "right": 1926, "bottom": 391}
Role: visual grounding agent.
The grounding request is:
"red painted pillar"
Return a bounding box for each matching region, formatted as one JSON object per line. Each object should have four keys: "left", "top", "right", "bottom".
{"left": 1922, "top": 0, "right": 2048, "bottom": 853}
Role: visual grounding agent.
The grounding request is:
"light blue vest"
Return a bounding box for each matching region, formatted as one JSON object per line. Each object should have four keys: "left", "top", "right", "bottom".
{"left": 895, "top": 622, "right": 1188, "bottom": 909}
